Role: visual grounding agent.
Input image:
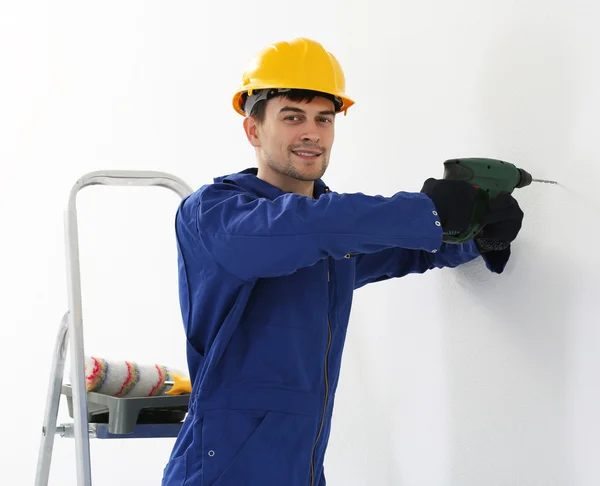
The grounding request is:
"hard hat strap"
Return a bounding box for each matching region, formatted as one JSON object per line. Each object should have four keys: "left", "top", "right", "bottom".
{"left": 242, "top": 88, "right": 343, "bottom": 115}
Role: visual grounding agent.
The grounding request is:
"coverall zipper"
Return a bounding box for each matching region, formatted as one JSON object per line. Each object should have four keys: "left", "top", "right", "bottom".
{"left": 310, "top": 258, "right": 333, "bottom": 486}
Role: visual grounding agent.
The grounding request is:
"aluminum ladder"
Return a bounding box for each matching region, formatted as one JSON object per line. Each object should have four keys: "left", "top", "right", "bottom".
{"left": 34, "top": 171, "right": 194, "bottom": 486}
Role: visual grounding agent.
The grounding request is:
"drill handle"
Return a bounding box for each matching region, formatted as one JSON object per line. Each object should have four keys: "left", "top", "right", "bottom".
{"left": 442, "top": 188, "right": 489, "bottom": 244}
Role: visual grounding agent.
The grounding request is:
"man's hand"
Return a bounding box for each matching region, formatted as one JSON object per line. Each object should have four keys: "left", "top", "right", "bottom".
{"left": 420, "top": 178, "right": 479, "bottom": 239}
{"left": 475, "top": 192, "right": 524, "bottom": 252}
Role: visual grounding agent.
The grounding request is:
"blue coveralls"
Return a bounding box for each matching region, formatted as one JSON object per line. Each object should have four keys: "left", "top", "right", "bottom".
{"left": 162, "top": 168, "right": 507, "bottom": 485}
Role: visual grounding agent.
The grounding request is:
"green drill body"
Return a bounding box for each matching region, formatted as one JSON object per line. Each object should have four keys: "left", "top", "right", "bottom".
{"left": 441, "top": 157, "right": 540, "bottom": 244}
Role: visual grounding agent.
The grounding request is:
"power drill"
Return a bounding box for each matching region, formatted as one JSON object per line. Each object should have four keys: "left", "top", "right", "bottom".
{"left": 441, "top": 157, "right": 557, "bottom": 243}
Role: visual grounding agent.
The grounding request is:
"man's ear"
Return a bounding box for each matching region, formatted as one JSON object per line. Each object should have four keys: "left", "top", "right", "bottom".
{"left": 243, "top": 117, "right": 262, "bottom": 148}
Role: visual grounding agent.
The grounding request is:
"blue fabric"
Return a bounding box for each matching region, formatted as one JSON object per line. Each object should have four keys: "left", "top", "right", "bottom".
{"left": 162, "top": 168, "right": 506, "bottom": 485}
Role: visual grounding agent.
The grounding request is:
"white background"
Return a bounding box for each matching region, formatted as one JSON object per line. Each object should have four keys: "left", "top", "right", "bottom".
{"left": 2, "top": 1, "right": 599, "bottom": 485}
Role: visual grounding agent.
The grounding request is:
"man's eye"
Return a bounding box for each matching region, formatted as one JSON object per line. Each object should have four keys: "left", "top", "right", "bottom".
{"left": 319, "top": 117, "right": 333, "bottom": 124}
{"left": 284, "top": 115, "right": 301, "bottom": 121}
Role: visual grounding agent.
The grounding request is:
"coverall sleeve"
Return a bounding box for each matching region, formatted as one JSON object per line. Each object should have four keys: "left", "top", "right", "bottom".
{"left": 352, "top": 240, "right": 480, "bottom": 289}
{"left": 193, "top": 184, "right": 444, "bottom": 281}
{"left": 353, "top": 239, "right": 511, "bottom": 289}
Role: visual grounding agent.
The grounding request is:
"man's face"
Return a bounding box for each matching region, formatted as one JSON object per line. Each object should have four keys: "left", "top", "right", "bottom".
{"left": 248, "top": 95, "right": 336, "bottom": 182}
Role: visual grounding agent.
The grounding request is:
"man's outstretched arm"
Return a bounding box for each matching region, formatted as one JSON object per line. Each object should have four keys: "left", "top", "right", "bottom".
{"left": 353, "top": 190, "right": 524, "bottom": 289}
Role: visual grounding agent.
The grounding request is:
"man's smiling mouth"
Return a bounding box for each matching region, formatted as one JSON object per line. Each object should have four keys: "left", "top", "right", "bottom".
{"left": 292, "top": 148, "right": 323, "bottom": 158}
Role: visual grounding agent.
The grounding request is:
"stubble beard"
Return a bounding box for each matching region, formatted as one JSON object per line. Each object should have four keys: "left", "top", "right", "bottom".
{"left": 265, "top": 149, "right": 329, "bottom": 182}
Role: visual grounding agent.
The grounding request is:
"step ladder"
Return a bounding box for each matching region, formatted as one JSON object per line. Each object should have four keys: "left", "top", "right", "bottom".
{"left": 34, "top": 170, "right": 195, "bottom": 486}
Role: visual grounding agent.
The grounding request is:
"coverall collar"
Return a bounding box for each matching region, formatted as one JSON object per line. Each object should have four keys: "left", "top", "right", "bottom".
{"left": 215, "top": 167, "right": 330, "bottom": 200}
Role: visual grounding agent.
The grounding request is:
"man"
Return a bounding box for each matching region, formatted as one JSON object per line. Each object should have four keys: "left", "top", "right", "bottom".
{"left": 162, "top": 38, "right": 523, "bottom": 485}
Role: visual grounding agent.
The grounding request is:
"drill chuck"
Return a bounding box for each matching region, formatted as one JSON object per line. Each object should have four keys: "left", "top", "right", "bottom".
{"left": 516, "top": 168, "right": 533, "bottom": 188}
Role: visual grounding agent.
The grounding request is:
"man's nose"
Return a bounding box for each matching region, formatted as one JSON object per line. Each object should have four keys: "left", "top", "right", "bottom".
{"left": 300, "top": 131, "right": 320, "bottom": 143}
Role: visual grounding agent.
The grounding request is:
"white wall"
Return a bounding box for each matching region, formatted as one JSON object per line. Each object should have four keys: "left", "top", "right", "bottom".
{"left": 2, "top": 1, "right": 599, "bottom": 485}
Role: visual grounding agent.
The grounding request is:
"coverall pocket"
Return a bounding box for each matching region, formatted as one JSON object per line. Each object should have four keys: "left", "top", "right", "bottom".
{"left": 201, "top": 409, "right": 315, "bottom": 486}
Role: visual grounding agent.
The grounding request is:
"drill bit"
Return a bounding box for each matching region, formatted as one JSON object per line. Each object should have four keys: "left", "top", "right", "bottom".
{"left": 532, "top": 178, "right": 558, "bottom": 185}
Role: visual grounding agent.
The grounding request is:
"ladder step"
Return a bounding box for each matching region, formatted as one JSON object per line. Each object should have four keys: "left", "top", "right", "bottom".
{"left": 62, "top": 384, "right": 189, "bottom": 435}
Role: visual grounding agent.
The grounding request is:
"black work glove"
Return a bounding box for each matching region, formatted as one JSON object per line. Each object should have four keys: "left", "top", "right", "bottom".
{"left": 473, "top": 192, "right": 524, "bottom": 274}
{"left": 420, "top": 178, "right": 479, "bottom": 241}
{"left": 475, "top": 193, "right": 524, "bottom": 252}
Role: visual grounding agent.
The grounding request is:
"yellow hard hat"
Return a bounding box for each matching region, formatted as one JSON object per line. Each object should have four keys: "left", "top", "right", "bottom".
{"left": 232, "top": 37, "right": 355, "bottom": 116}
